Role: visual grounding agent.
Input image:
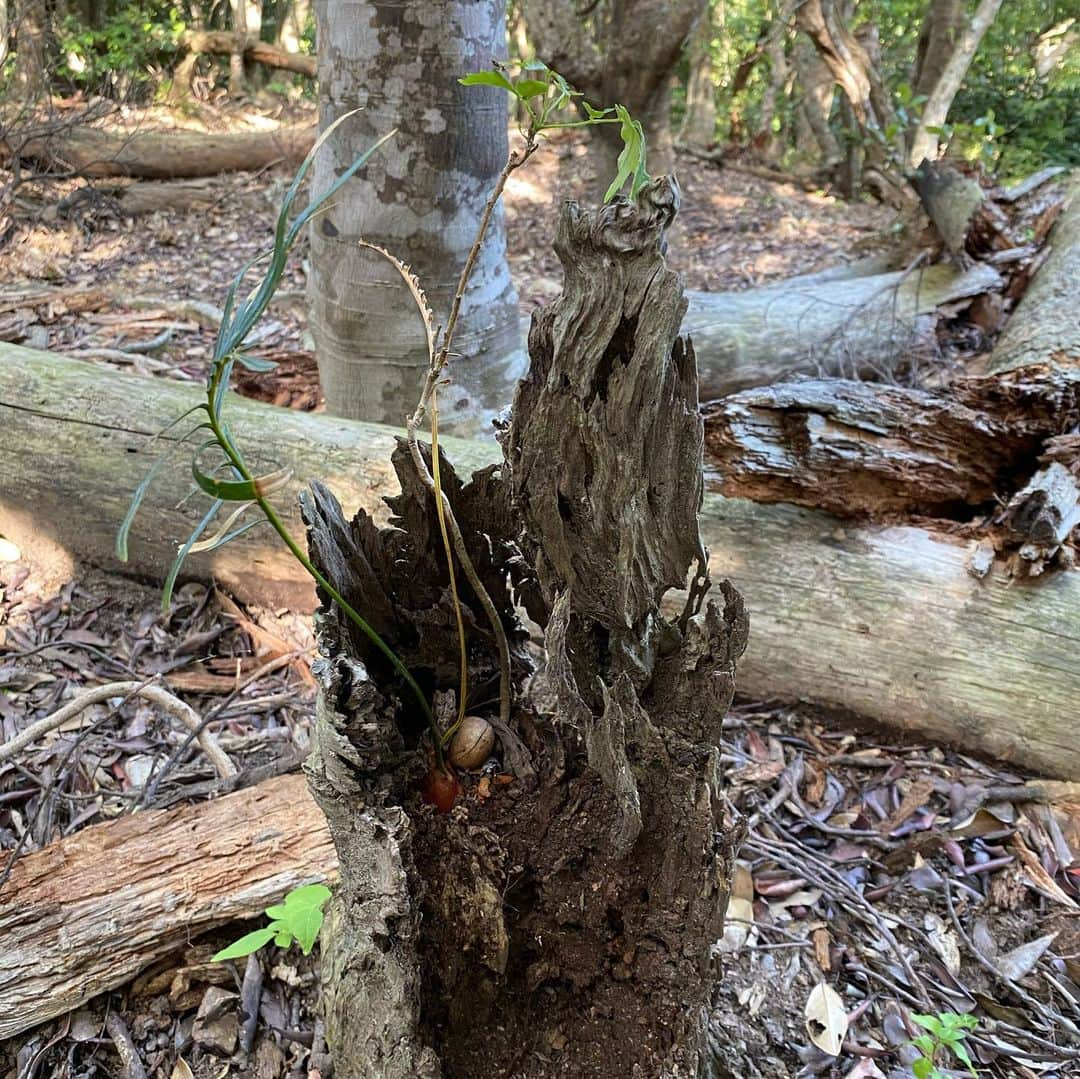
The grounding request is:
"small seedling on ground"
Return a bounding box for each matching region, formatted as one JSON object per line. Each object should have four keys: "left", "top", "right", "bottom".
{"left": 212, "top": 883, "right": 332, "bottom": 961}
{"left": 908, "top": 1011, "right": 979, "bottom": 1078}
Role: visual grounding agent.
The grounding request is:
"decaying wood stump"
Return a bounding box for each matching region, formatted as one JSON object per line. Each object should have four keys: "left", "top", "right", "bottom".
{"left": 301, "top": 178, "right": 748, "bottom": 1077}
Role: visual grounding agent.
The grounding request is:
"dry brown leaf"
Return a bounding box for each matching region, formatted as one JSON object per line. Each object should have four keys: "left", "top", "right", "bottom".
{"left": 170, "top": 1060, "right": 195, "bottom": 1079}
{"left": 804, "top": 982, "right": 847, "bottom": 1056}
{"left": 812, "top": 926, "right": 832, "bottom": 973}
{"left": 995, "top": 932, "right": 1058, "bottom": 981}
{"left": 1010, "top": 834, "right": 1078, "bottom": 908}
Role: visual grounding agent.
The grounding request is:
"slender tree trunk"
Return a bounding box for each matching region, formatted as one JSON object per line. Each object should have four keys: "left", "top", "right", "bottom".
{"left": 792, "top": 35, "right": 839, "bottom": 166}
{"left": 757, "top": 0, "right": 794, "bottom": 163}
{"left": 277, "top": 0, "right": 313, "bottom": 51}
{"left": 678, "top": 1, "right": 718, "bottom": 150}
{"left": 230, "top": 0, "right": 249, "bottom": 95}
{"left": 908, "top": 0, "right": 1004, "bottom": 168}
{"left": 307, "top": 0, "right": 524, "bottom": 435}
{"left": 13, "top": 0, "right": 48, "bottom": 96}
{"left": 911, "top": 0, "right": 965, "bottom": 99}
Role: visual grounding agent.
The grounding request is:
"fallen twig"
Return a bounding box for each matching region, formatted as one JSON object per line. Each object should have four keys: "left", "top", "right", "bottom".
{"left": 0, "top": 680, "right": 235, "bottom": 779}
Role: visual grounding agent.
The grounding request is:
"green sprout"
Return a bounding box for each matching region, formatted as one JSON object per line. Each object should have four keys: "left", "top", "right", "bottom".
{"left": 212, "top": 883, "right": 332, "bottom": 961}
{"left": 909, "top": 1011, "right": 979, "bottom": 1078}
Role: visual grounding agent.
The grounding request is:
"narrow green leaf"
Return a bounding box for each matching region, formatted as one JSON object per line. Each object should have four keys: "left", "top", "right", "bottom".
{"left": 115, "top": 410, "right": 209, "bottom": 561}
{"left": 629, "top": 118, "right": 650, "bottom": 198}
{"left": 212, "top": 926, "right": 276, "bottom": 961}
{"left": 162, "top": 499, "right": 223, "bottom": 612}
{"left": 459, "top": 70, "right": 515, "bottom": 93}
{"left": 583, "top": 101, "right": 613, "bottom": 120}
{"left": 234, "top": 352, "right": 278, "bottom": 373}
{"left": 604, "top": 106, "right": 640, "bottom": 203}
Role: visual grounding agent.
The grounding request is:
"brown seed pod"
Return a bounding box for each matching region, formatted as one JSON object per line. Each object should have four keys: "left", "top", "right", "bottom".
{"left": 447, "top": 715, "right": 496, "bottom": 771}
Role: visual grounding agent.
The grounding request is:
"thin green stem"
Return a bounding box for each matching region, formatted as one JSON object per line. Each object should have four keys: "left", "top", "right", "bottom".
{"left": 205, "top": 376, "right": 440, "bottom": 760}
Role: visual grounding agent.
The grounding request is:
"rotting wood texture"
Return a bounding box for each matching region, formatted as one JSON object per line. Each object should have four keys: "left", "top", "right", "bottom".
{"left": 302, "top": 177, "right": 748, "bottom": 1078}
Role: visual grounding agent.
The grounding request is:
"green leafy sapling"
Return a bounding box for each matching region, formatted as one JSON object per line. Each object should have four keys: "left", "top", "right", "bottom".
{"left": 116, "top": 115, "right": 437, "bottom": 743}
{"left": 908, "top": 1011, "right": 979, "bottom": 1078}
{"left": 212, "top": 883, "right": 332, "bottom": 961}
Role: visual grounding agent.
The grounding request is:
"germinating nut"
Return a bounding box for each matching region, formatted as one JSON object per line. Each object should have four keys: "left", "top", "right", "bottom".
{"left": 448, "top": 716, "right": 496, "bottom": 770}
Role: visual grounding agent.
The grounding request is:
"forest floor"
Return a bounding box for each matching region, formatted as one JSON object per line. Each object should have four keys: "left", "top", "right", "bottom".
{"left": 1, "top": 101, "right": 1077, "bottom": 1078}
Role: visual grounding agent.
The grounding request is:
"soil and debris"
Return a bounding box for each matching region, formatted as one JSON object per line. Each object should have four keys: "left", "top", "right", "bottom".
{"left": 2, "top": 565, "right": 1078, "bottom": 1077}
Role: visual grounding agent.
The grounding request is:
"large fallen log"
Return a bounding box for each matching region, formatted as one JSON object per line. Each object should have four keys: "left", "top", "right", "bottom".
{"left": 0, "top": 773, "right": 337, "bottom": 1041}
{"left": 10, "top": 123, "right": 316, "bottom": 179}
{"left": 180, "top": 30, "right": 317, "bottom": 77}
{"left": 2, "top": 345, "right": 1078, "bottom": 777}
{"left": 685, "top": 261, "right": 1002, "bottom": 398}
{"left": 704, "top": 368, "right": 1080, "bottom": 518}
{"left": 991, "top": 174, "right": 1080, "bottom": 374}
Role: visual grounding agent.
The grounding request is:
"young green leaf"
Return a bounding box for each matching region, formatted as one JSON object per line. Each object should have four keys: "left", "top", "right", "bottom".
{"left": 284, "top": 904, "right": 325, "bottom": 955}
{"left": 459, "top": 70, "right": 515, "bottom": 93}
{"left": 283, "top": 883, "right": 333, "bottom": 909}
{"left": 273, "top": 927, "right": 294, "bottom": 948}
{"left": 212, "top": 926, "right": 277, "bottom": 962}
{"left": 192, "top": 457, "right": 291, "bottom": 502}
{"left": 514, "top": 78, "right": 551, "bottom": 101}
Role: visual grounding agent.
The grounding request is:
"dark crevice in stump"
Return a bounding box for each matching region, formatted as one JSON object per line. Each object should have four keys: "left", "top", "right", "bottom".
{"left": 302, "top": 177, "right": 748, "bottom": 1079}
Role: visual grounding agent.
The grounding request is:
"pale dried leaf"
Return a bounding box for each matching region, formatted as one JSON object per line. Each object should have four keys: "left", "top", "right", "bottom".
{"left": 995, "top": 932, "right": 1058, "bottom": 981}
{"left": 718, "top": 895, "right": 754, "bottom": 953}
{"left": 170, "top": 1060, "right": 195, "bottom": 1079}
{"left": 804, "top": 982, "right": 848, "bottom": 1056}
{"left": 924, "top": 911, "right": 961, "bottom": 975}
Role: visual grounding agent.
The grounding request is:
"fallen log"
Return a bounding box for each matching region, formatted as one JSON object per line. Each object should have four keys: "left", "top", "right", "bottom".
{"left": 11, "top": 123, "right": 316, "bottom": 179}
{"left": 685, "top": 261, "right": 1002, "bottom": 398}
{"left": 991, "top": 174, "right": 1080, "bottom": 374}
{"left": 180, "top": 30, "right": 317, "bottom": 78}
{"left": 2, "top": 345, "right": 1079, "bottom": 777}
{"left": 704, "top": 368, "right": 1080, "bottom": 518}
{"left": 0, "top": 773, "right": 337, "bottom": 1041}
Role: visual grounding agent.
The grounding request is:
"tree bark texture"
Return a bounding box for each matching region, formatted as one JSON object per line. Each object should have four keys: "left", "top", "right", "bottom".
{"left": 911, "top": 0, "right": 966, "bottom": 101}
{"left": 229, "top": 0, "right": 249, "bottom": 95}
{"left": 907, "top": 0, "right": 1004, "bottom": 169}
{"left": 991, "top": 175, "right": 1080, "bottom": 374}
{"left": 4, "top": 345, "right": 1080, "bottom": 777}
{"left": 792, "top": 36, "right": 840, "bottom": 167}
{"left": 0, "top": 774, "right": 337, "bottom": 1042}
{"left": 686, "top": 260, "right": 1002, "bottom": 398}
{"left": 678, "top": 1, "right": 718, "bottom": 150}
{"left": 180, "top": 30, "right": 317, "bottom": 77}
{"left": 302, "top": 180, "right": 748, "bottom": 1076}
{"left": 308, "top": 0, "right": 523, "bottom": 435}
{"left": 9, "top": 123, "right": 316, "bottom": 179}
{"left": 522, "top": 0, "right": 707, "bottom": 180}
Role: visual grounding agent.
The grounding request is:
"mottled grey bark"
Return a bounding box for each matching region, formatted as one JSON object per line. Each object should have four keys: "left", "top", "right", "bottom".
{"left": 308, "top": 0, "right": 524, "bottom": 435}
{"left": 911, "top": 0, "right": 966, "bottom": 101}
{"left": 792, "top": 36, "right": 839, "bottom": 166}
{"left": 991, "top": 174, "right": 1080, "bottom": 374}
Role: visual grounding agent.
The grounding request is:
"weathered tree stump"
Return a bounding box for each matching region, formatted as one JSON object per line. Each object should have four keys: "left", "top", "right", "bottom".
{"left": 301, "top": 179, "right": 748, "bottom": 1077}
